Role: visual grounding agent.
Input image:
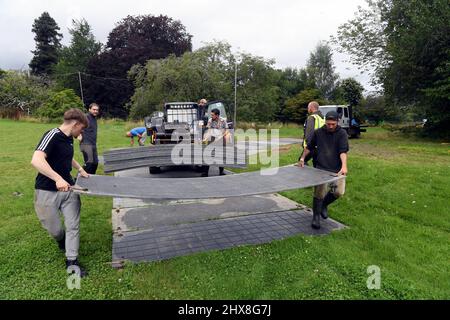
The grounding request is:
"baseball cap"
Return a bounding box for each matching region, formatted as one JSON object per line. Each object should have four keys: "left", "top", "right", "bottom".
{"left": 325, "top": 111, "right": 339, "bottom": 121}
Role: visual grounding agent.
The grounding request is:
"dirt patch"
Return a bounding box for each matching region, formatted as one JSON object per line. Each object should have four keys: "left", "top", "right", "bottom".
{"left": 350, "top": 143, "right": 398, "bottom": 160}
{"left": 277, "top": 144, "right": 294, "bottom": 154}
{"left": 350, "top": 141, "right": 449, "bottom": 165}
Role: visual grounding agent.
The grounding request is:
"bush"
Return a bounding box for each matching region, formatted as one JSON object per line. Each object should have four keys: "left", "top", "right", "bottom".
{"left": 36, "top": 89, "right": 84, "bottom": 120}
{"left": 0, "top": 71, "right": 51, "bottom": 118}
{"left": 283, "top": 88, "right": 327, "bottom": 123}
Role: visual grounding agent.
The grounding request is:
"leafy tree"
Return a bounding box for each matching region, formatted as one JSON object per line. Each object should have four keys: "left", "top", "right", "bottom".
{"left": 359, "top": 94, "right": 403, "bottom": 125}
{"left": 128, "top": 41, "right": 234, "bottom": 119}
{"left": 275, "top": 67, "right": 308, "bottom": 122}
{"left": 306, "top": 42, "right": 339, "bottom": 99}
{"left": 53, "top": 19, "right": 102, "bottom": 96}
{"left": 83, "top": 14, "right": 192, "bottom": 118}
{"left": 422, "top": 58, "right": 450, "bottom": 133}
{"left": 193, "top": 41, "right": 235, "bottom": 102}
{"left": 236, "top": 53, "right": 280, "bottom": 122}
{"left": 36, "top": 89, "right": 83, "bottom": 119}
{"left": 0, "top": 71, "right": 51, "bottom": 117}
{"left": 283, "top": 88, "right": 327, "bottom": 123}
{"left": 331, "top": 0, "right": 388, "bottom": 87}
{"left": 129, "top": 41, "right": 280, "bottom": 122}
{"left": 333, "top": 0, "right": 450, "bottom": 135}
{"left": 334, "top": 78, "right": 364, "bottom": 107}
{"left": 29, "top": 12, "right": 62, "bottom": 76}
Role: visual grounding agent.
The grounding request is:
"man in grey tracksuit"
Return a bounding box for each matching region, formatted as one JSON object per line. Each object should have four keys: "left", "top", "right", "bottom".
{"left": 31, "top": 108, "right": 90, "bottom": 277}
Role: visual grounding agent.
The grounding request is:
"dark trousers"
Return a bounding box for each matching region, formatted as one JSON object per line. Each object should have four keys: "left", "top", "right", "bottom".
{"left": 80, "top": 144, "right": 98, "bottom": 174}
{"left": 203, "top": 136, "right": 225, "bottom": 175}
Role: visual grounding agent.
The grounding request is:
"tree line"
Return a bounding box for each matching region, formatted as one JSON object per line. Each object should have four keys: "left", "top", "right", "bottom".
{"left": 1, "top": 1, "right": 448, "bottom": 137}
{"left": 333, "top": 0, "right": 449, "bottom": 136}
{"left": 0, "top": 11, "right": 365, "bottom": 125}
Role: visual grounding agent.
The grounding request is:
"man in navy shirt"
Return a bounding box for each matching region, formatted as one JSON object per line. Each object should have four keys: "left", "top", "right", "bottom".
{"left": 79, "top": 103, "right": 100, "bottom": 174}
{"left": 299, "top": 111, "right": 349, "bottom": 229}
{"left": 31, "top": 108, "right": 89, "bottom": 276}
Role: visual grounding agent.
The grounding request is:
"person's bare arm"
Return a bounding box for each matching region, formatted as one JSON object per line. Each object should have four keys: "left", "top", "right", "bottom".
{"left": 337, "top": 153, "right": 348, "bottom": 176}
{"left": 304, "top": 116, "right": 315, "bottom": 145}
{"left": 72, "top": 159, "right": 89, "bottom": 178}
{"left": 31, "top": 151, "right": 70, "bottom": 191}
{"left": 202, "top": 129, "right": 211, "bottom": 142}
{"left": 298, "top": 148, "right": 310, "bottom": 167}
{"left": 220, "top": 121, "right": 228, "bottom": 139}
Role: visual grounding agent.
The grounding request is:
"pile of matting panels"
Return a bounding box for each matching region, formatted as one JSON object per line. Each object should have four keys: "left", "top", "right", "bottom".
{"left": 102, "top": 143, "right": 247, "bottom": 173}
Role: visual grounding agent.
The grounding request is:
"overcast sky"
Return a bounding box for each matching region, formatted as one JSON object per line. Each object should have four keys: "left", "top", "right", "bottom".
{"left": 0, "top": 0, "right": 373, "bottom": 90}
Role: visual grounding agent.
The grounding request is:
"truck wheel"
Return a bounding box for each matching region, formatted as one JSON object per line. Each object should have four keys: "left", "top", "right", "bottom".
{"left": 194, "top": 165, "right": 204, "bottom": 173}
{"left": 149, "top": 167, "right": 161, "bottom": 174}
{"left": 344, "top": 128, "right": 351, "bottom": 138}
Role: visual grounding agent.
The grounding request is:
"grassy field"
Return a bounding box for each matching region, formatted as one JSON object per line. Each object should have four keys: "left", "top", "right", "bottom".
{"left": 0, "top": 119, "right": 449, "bottom": 299}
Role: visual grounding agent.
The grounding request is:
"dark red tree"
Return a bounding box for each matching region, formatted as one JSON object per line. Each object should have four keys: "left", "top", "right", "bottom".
{"left": 84, "top": 14, "right": 192, "bottom": 118}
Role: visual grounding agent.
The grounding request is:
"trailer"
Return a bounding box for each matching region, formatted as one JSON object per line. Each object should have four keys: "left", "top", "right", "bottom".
{"left": 143, "top": 101, "right": 237, "bottom": 174}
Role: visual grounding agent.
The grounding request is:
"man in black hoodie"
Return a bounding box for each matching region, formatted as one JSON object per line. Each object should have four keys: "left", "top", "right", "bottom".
{"left": 299, "top": 111, "right": 349, "bottom": 229}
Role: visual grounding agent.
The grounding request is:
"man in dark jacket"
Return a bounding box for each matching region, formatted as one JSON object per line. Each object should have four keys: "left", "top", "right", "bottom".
{"left": 299, "top": 111, "right": 349, "bottom": 229}
{"left": 300, "top": 101, "right": 325, "bottom": 166}
{"left": 198, "top": 98, "right": 208, "bottom": 121}
{"left": 79, "top": 103, "right": 99, "bottom": 174}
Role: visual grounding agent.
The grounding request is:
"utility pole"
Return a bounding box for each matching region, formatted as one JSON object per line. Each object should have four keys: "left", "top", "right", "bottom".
{"left": 78, "top": 71, "right": 85, "bottom": 106}
{"left": 234, "top": 61, "right": 237, "bottom": 127}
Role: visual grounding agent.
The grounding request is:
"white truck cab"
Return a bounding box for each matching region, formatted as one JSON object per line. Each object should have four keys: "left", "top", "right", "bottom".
{"left": 319, "top": 105, "right": 350, "bottom": 127}
{"left": 318, "top": 105, "right": 366, "bottom": 138}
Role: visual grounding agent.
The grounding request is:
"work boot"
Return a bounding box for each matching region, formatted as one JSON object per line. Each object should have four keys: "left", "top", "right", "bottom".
{"left": 66, "top": 259, "right": 88, "bottom": 278}
{"left": 56, "top": 232, "right": 65, "bottom": 252}
{"left": 321, "top": 192, "right": 338, "bottom": 219}
{"left": 312, "top": 198, "right": 322, "bottom": 230}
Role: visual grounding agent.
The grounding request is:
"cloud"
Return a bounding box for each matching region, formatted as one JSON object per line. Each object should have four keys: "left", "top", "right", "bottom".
{"left": 0, "top": 0, "right": 373, "bottom": 90}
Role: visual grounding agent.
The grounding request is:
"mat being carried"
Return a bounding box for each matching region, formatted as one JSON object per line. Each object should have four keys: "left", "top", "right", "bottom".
{"left": 73, "top": 165, "right": 344, "bottom": 200}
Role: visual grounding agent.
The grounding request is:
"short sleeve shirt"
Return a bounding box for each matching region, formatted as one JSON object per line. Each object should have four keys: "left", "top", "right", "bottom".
{"left": 34, "top": 128, "right": 75, "bottom": 191}
{"left": 207, "top": 117, "right": 227, "bottom": 129}
{"left": 130, "top": 127, "right": 146, "bottom": 136}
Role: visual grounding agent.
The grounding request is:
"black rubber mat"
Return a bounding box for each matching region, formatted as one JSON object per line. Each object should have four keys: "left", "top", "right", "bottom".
{"left": 112, "top": 209, "right": 346, "bottom": 265}
{"left": 74, "top": 165, "right": 344, "bottom": 200}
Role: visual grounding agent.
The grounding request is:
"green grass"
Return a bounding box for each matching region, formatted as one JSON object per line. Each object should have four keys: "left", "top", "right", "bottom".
{"left": 0, "top": 119, "right": 449, "bottom": 299}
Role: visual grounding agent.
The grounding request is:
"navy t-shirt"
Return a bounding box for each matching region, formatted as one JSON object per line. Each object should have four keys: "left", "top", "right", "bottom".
{"left": 80, "top": 113, "right": 97, "bottom": 145}
{"left": 34, "top": 128, "right": 75, "bottom": 191}
{"left": 307, "top": 126, "right": 349, "bottom": 173}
